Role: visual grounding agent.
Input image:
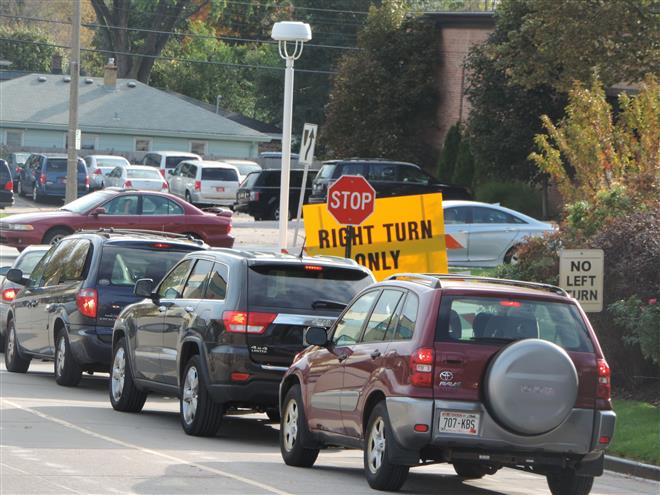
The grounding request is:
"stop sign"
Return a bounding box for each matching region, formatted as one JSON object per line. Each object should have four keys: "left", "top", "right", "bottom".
{"left": 327, "top": 175, "right": 376, "bottom": 225}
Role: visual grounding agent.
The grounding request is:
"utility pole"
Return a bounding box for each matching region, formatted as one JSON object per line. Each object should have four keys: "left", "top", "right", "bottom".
{"left": 65, "top": 0, "right": 81, "bottom": 204}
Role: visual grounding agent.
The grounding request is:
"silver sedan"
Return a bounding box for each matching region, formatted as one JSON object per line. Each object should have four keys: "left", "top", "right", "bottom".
{"left": 0, "top": 245, "right": 50, "bottom": 349}
{"left": 443, "top": 200, "right": 556, "bottom": 267}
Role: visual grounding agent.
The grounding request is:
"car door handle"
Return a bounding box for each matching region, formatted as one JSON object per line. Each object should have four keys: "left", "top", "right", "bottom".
{"left": 370, "top": 350, "right": 381, "bottom": 359}
{"left": 184, "top": 306, "right": 194, "bottom": 313}
{"left": 158, "top": 306, "right": 167, "bottom": 313}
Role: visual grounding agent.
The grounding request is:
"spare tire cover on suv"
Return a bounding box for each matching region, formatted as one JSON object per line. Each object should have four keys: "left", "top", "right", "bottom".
{"left": 484, "top": 339, "right": 578, "bottom": 435}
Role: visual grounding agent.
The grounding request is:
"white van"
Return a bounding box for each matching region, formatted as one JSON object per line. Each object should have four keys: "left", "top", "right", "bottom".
{"left": 168, "top": 160, "right": 240, "bottom": 207}
{"left": 142, "top": 151, "right": 201, "bottom": 178}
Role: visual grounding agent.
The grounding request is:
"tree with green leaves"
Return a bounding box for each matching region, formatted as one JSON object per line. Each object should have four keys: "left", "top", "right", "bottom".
{"left": 530, "top": 75, "right": 659, "bottom": 205}
{"left": 0, "top": 25, "right": 60, "bottom": 72}
{"left": 466, "top": 0, "right": 658, "bottom": 184}
{"left": 322, "top": 0, "right": 438, "bottom": 167}
{"left": 437, "top": 124, "right": 461, "bottom": 182}
{"left": 150, "top": 20, "right": 282, "bottom": 122}
{"left": 90, "top": 0, "right": 218, "bottom": 82}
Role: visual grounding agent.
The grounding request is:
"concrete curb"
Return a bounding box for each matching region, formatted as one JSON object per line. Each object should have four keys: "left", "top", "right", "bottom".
{"left": 605, "top": 455, "right": 660, "bottom": 482}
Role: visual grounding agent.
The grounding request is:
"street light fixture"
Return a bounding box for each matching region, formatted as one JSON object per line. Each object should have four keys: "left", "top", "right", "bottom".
{"left": 272, "top": 21, "right": 311, "bottom": 252}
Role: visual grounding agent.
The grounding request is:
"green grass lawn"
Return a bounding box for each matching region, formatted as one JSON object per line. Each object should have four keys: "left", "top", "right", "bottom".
{"left": 608, "top": 400, "right": 660, "bottom": 465}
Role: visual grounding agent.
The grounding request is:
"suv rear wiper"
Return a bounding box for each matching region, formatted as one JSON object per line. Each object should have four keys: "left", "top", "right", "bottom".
{"left": 312, "top": 299, "right": 347, "bottom": 310}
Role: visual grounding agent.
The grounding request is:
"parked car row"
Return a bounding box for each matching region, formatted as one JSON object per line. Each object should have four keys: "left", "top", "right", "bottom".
{"left": 2, "top": 236, "right": 615, "bottom": 494}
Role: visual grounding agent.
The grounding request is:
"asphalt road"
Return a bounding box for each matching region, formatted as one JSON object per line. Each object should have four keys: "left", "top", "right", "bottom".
{"left": 1, "top": 360, "right": 657, "bottom": 495}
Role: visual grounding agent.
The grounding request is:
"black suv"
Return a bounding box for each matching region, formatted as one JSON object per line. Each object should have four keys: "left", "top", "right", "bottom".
{"left": 309, "top": 159, "right": 472, "bottom": 203}
{"left": 234, "top": 169, "right": 315, "bottom": 221}
{"left": 4, "top": 230, "right": 206, "bottom": 386}
{"left": 109, "top": 249, "right": 374, "bottom": 437}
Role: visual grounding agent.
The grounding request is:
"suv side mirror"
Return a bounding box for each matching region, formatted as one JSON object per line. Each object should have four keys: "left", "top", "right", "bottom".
{"left": 305, "top": 327, "right": 329, "bottom": 347}
{"left": 90, "top": 207, "right": 106, "bottom": 217}
{"left": 6, "top": 268, "right": 28, "bottom": 286}
{"left": 134, "top": 278, "right": 155, "bottom": 298}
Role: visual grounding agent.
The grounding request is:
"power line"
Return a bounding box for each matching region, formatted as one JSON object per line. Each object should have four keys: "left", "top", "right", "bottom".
{"left": 0, "top": 36, "right": 339, "bottom": 75}
{"left": 222, "top": 0, "right": 370, "bottom": 16}
{"left": 0, "top": 13, "right": 360, "bottom": 51}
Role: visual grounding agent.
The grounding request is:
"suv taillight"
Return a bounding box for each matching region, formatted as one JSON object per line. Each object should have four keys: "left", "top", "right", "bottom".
{"left": 410, "top": 348, "right": 434, "bottom": 388}
{"left": 94, "top": 168, "right": 103, "bottom": 175}
{"left": 76, "top": 288, "right": 98, "bottom": 318}
{"left": 85, "top": 176, "right": 90, "bottom": 188}
{"left": 124, "top": 180, "right": 133, "bottom": 188}
{"left": 2, "top": 288, "right": 19, "bottom": 301}
{"left": 249, "top": 191, "right": 260, "bottom": 201}
{"left": 4, "top": 180, "right": 13, "bottom": 191}
{"left": 39, "top": 174, "right": 46, "bottom": 185}
{"left": 160, "top": 169, "right": 166, "bottom": 178}
{"left": 161, "top": 182, "right": 169, "bottom": 191}
{"left": 222, "top": 311, "right": 276, "bottom": 334}
{"left": 194, "top": 180, "right": 201, "bottom": 192}
{"left": 596, "top": 358, "right": 612, "bottom": 410}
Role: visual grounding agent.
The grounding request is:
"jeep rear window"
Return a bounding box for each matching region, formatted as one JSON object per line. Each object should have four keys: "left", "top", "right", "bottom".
{"left": 97, "top": 245, "right": 196, "bottom": 287}
{"left": 436, "top": 296, "right": 594, "bottom": 352}
{"left": 247, "top": 264, "right": 372, "bottom": 311}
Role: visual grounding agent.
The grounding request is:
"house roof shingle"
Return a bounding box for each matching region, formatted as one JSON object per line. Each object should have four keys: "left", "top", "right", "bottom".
{"left": 0, "top": 73, "right": 271, "bottom": 143}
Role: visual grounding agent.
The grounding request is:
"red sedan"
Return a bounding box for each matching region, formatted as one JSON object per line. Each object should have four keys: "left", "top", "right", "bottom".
{"left": 0, "top": 189, "right": 234, "bottom": 249}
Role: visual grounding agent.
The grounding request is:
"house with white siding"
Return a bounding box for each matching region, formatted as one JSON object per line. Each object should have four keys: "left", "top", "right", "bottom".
{"left": 0, "top": 66, "right": 271, "bottom": 161}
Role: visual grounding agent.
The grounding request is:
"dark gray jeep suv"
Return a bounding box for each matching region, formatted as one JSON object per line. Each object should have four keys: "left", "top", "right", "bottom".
{"left": 109, "top": 249, "right": 374, "bottom": 437}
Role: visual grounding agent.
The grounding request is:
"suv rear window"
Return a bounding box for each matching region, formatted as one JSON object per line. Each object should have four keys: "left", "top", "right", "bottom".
{"left": 202, "top": 168, "right": 238, "bottom": 181}
{"left": 241, "top": 171, "right": 260, "bottom": 188}
{"left": 97, "top": 245, "right": 197, "bottom": 286}
{"left": 248, "top": 264, "right": 372, "bottom": 311}
{"left": 436, "top": 296, "right": 594, "bottom": 352}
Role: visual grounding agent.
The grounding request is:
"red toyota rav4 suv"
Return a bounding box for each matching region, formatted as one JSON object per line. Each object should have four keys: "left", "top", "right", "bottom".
{"left": 279, "top": 274, "right": 615, "bottom": 494}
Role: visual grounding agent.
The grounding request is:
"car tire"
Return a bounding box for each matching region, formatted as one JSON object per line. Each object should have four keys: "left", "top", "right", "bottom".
{"left": 266, "top": 408, "right": 280, "bottom": 423}
{"left": 43, "top": 227, "right": 72, "bottom": 245}
{"left": 453, "top": 461, "right": 491, "bottom": 479}
{"left": 547, "top": 470, "right": 594, "bottom": 495}
{"left": 364, "top": 402, "right": 410, "bottom": 491}
{"left": 180, "top": 355, "right": 223, "bottom": 437}
{"left": 504, "top": 245, "right": 521, "bottom": 264}
{"left": 54, "top": 329, "right": 82, "bottom": 387}
{"left": 280, "top": 384, "right": 319, "bottom": 467}
{"left": 109, "top": 338, "right": 147, "bottom": 413}
{"left": 4, "top": 320, "right": 30, "bottom": 373}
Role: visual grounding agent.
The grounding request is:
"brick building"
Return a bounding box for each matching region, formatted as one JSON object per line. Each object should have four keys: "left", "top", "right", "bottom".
{"left": 428, "top": 12, "right": 495, "bottom": 149}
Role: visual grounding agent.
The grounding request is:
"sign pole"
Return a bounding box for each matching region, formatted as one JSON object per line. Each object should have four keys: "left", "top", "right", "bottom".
{"left": 65, "top": 0, "right": 81, "bottom": 204}
{"left": 344, "top": 225, "right": 353, "bottom": 259}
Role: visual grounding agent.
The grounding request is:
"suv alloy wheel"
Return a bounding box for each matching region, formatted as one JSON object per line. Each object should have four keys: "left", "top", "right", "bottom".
{"left": 179, "top": 355, "right": 223, "bottom": 437}
{"left": 280, "top": 385, "right": 319, "bottom": 467}
{"left": 4, "top": 320, "right": 30, "bottom": 373}
{"left": 364, "top": 402, "right": 409, "bottom": 491}
{"left": 109, "top": 338, "right": 147, "bottom": 412}
{"left": 54, "top": 329, "right": 82, "bottom": 387}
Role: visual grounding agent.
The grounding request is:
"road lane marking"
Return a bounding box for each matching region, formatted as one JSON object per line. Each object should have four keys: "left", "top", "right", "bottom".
{"left": 0, "top": 461, "right": 88, "bottom": 494}
{"left": 1, "top": 399, "right": 292, "bottom": 495}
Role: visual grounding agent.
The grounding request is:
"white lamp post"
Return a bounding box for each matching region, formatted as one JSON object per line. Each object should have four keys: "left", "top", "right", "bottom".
{"left": 272, "top": 21, "right": 312, "bottom": 252}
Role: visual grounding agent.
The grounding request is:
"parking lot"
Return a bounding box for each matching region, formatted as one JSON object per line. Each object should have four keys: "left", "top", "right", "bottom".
{"left": 1, "top": 360, "right": 656, "bottom": 495}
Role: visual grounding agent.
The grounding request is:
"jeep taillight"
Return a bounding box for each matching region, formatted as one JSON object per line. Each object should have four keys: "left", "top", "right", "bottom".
{"left": 596, "top": 358, "right": 612, "bottom": 410}
{"left": 76, "top": 288, "right": 98, "bottom": 318}
{"left": 410, "top": 348, "right": 434, "bottom": 388}
{"left": 222, "top": 311, "right": 276, "bottom": 334}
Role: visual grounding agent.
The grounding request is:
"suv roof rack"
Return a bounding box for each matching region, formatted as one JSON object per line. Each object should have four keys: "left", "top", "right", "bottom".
{"left": 386, "top": 273, "right": 568, "bottom": 296}
{"left": 75, "top": 228, "right": 205, "bottom": 245}
{"left": 385, "top": 273, "right": 442, "bottom": 288}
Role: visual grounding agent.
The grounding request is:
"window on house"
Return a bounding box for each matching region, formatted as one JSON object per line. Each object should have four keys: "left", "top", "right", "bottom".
{"left": 81, "top": 134, "right": 97, "bottom": 150}
{"left": 135, "top": 138, "right": 152, "bottom": 152}
{"left": 6, "top": 130, "right": 23, "bottom": 147}
{"left": 190, "top": 141, "right": 207, "bottom": 156}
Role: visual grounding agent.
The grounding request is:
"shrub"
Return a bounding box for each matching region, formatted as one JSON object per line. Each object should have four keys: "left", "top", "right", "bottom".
{"left": 452, "top": 139, "right": 476, "bottom": 187}
{"left": 564, "top": 185, "right": 637, "bottom": 239}
{"left": 475, "top": 181, "right": 543, "bottom": 218}
{"left": 437, "top": 124, "right": 461, "bottom": 182}
{"left": 494, "top": 231, "right": 562, "bottom": 284}
{"left": 610, "top": 297, "right": 660, "bottom": 365}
